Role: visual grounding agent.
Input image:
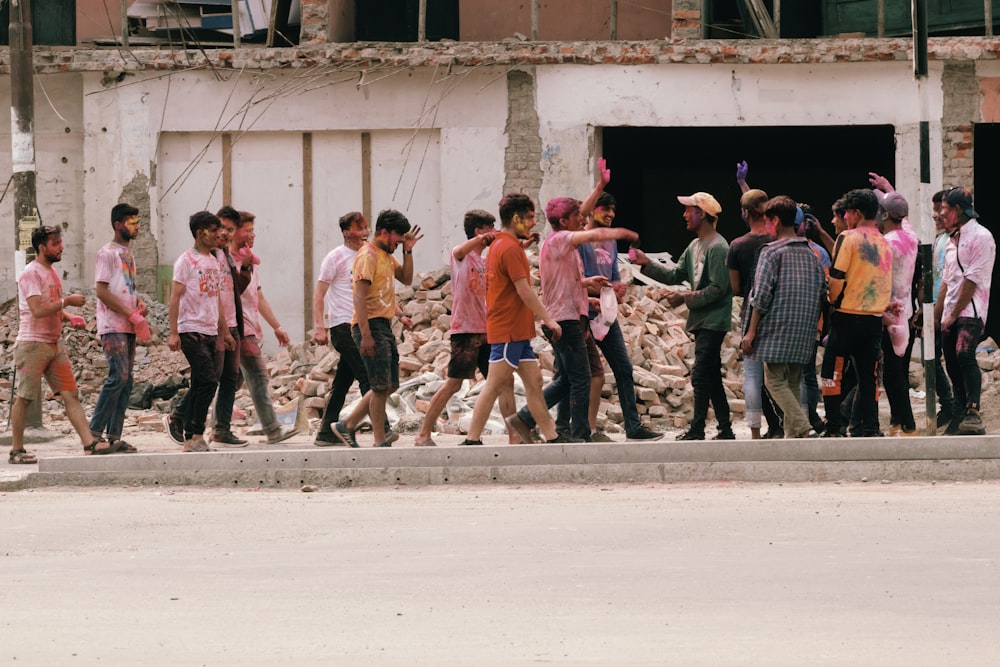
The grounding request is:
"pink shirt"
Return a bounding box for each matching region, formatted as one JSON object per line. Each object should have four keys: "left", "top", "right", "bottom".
{"left": 94, "top": 241, "right": 139, "bottom": 336}
{"left": 884, "top": 225, "right": 918, "bottom": 321}
{"left": 16, "top": 261, "right": 64, "bottom": 343}
{"left": 449, "top": 249, "right": 487, "bottom": 334}
{"left": 539, "top": 230, "right": 587, "bottom": 323}
{"left": 240, "top": 264, "right": 263, "bottom": 340}
{"left": 173, "top": 248, "right": 223, "bottom": 335}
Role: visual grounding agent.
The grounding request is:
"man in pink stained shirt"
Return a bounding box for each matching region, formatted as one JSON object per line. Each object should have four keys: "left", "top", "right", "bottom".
{"left": 10, "top": 226, "right": 108, "bottom": 464}
{"left": 505, "top": 197, "right": 638, "bottom": 442}
{"left": 413, "top": 210, "right": 519, "bottom": 447}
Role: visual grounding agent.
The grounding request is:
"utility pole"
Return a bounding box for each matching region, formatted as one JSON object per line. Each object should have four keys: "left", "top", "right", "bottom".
{"left": 10, "top": 0, "right": 43, "bottom": 429}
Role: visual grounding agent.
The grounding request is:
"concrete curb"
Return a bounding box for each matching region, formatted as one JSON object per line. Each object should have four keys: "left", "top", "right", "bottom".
{"left": 1, "top": 435, "right": 996, "bottom": 490}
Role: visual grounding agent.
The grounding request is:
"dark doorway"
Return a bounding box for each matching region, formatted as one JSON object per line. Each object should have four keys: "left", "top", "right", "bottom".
{"left": 972, "top": 123, "right": 1000, "bottom": 343}
{"left": 356, "top": 0, "right": 459, "bottom": 41}
{"left": 601, "top": 125, "right": 896, "bottom": 258}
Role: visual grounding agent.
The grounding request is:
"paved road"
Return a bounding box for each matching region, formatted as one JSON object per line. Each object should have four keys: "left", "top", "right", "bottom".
{"left": 3, "top": 482, "right": 998, "bottom": 665}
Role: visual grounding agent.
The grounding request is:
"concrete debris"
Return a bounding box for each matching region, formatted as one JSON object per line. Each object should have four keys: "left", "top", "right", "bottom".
{"left": 2, "top": 258, "right": 998, "bottom": 440}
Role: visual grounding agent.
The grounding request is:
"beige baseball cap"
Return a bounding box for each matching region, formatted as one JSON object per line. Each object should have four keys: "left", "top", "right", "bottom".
{"left": 678, "top": 192, "right": 722, "bottom": 217}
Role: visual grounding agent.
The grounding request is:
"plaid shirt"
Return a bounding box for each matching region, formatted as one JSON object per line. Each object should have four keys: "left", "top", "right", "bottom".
{"left": 749, "top": 237, "right": 827, "bottom": 364}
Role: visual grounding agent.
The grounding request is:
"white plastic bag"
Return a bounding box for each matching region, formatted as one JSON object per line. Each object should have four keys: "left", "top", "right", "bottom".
{"left": 589, "top": 286, "right": 618, "bottom": 341}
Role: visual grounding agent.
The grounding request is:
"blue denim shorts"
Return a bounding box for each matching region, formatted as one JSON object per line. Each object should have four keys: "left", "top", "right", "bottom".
{"left": 489, "top": 340, "right": 538, "bottom": 368}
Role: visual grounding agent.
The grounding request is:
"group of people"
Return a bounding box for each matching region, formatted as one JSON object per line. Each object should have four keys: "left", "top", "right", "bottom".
{"left": 6, "top": 162, "right": 996, "bottom": 464}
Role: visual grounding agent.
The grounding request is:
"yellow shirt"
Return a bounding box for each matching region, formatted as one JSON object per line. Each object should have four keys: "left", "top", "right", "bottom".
{"left": 828, "top": 226, "right": 892, "bottom": 316}
{"left": 351, "top": 242, "right": 400, "bottom": 322}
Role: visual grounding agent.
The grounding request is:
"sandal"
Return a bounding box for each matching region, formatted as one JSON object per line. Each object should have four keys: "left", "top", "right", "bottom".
{"left": 111, "top": 439, "right": 138, "bottom": 453}
{"left": 8, "top": 449, "right": 38, "bottom": 464}
{"left": 83, "top": 438, "right": 119, "bottom": 456}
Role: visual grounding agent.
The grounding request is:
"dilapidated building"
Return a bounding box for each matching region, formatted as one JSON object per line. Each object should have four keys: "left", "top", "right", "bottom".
{"left": 2, "top": 1, "right": 1000, "bottom": 346}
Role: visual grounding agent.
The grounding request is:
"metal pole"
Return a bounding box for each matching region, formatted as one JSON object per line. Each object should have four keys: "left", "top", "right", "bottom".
{"left": 986, "top": 0, "right": 994, "bottom": 37}
{"left": 878, "top": 0, "right": 886, "bottom": 37}
{"left": 610, "top": 0, "right": 618, "bottom": 39}
{"left": 418, "top": 0, "right": 426, "bottom": 41}
{"left": 774, "top": 0, "right": 780, "bottom": 36}
{"left": 9, "top": 0, "right": 43, "bottom": 429}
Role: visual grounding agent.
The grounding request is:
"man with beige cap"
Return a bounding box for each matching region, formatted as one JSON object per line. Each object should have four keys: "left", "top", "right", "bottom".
{"left": 630, "top": 192, "right": 734, "bottom": 440}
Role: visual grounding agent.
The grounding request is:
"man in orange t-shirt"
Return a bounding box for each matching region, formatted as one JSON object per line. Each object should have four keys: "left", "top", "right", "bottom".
{"left": 462, "top": 194, "right": 563, "bottom": 445}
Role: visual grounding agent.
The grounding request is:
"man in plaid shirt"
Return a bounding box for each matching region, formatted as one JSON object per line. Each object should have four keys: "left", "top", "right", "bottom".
{"left": 740, "top": 196, "right": 827, "bottom": 439}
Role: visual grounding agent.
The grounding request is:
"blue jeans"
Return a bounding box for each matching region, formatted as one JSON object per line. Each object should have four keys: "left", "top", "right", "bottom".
{"left": 595, "top": 320, "right": 641, "bottom": 435}
{"left": 743, "top": 354, "right": 764, "bottom": 429}
{"left": 89, "top": 333, "right": 136, "bottom": 441}
{"left": 518, "top": 318, "right": 592, "bottom": 440}
{"left": 238, "top": 335, "right": 279, "bottom": 434}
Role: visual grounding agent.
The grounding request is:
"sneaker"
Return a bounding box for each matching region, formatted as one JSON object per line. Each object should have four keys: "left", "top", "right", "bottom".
{"left": 810, "top": 419, "right": 827, "bottom": 435}
{"left": 333, "top": 421, "right": 359, "bottom": 448}
{"left": 505, "top": 414, "right": 536, "bottom": 444}
{"left": 266, "top": 425, "right": 299, "bottom": 444}
{"left": 626, "top": 426, "right": 663, "bottom": 441}
{"left": 164, "top": 415, "right": 184, "bottom": 445}
{"left": 546, "top": 433, "right": 585, "bottom": 443}
{"left": 314, "top": 431, "right": 341, "bottom": 447}
{"left": 375, "top": 441, "right": 392, "bottom": 448}
{"left": 944, "top": 415, "right": 963, "bottom": 436}
{"left": 384, "top": 429, "right": 400, "bottom": 444}
{"left": 958, "top": 409, "right": 986, "bottom": 435}
{"left": 675, "top": 430, "right": 704, "bottom": 441}
{"left": 459, "top": 439, "right": 483, "bottom": 446}
{"left": 713, "top": 428, "right": 736, "bottom": 440}
{"left": 415, "top": 438, "right": 438, "bottom": 447}
{"left": 590, "top": 431, "right": 615, "bottom": 443}
{"left": 762, "top": 427, "right": 784, "bottom": 439}
{"left": 212, "top": 431, "right": 248, "bottom": 447}
{"left": 936, "top": 410, "right": 954, "bottom": 428}
{"left": 183, "top": 438, "right": 212, "bottom": 452}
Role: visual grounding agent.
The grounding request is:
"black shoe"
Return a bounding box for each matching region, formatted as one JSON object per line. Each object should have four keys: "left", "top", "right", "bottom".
{"left": 163, "top": 415, "right": 184, "bottom": 445}
{"left": 762, "top": 427, "right": 784, "bottom": 439}
{"left": 810, "top": 418, "right": 826, "bottom": 435}
{"left": 547, "top": 433, "right": 585, "bottom": 443}
{"left": 333, "top": 421, "right": 359, "bottom": 448}
{"left": 627, "top": 426, "right": 663, "bottom": 440}
{"left": 823, "top": 425, "right": 847, "bottom": 438}
{"left": 713, "top": 429, "right": 736, "bottom": 440}
{"left": 936, "top": 410, "right": 954, "bottom": 429}
{"left": 676, "top": 430, "right": 704, "bottom": 441}
{"left": 212, "top": 431, "right": 248, "bottom": 447}
{"left": 375, "top": 441, "right": 393, "bottom": 447}
{"left": 944, "top": 415, "right": 963, "bottom": 435}
{"left": 459, "top": 439, "right": 483, "bottom": 446}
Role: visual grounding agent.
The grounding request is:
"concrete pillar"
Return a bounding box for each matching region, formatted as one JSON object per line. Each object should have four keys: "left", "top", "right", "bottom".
{"left": 672, "top": 0, "right": 703, "bottom": 40}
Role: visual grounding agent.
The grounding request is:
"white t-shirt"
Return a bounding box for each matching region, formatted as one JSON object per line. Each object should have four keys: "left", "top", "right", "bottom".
{"left": 317, "top": 245, "right": 358, "bottom": 328}
{"left": 173, "top": 248, "right": 223, "bottom": 335}
{"left": 214, "top": 248, "right": 238, "bottom": 329}
{"left": 240, "top": 264, "right": 263, "bottom": 340}
{"left": 95, "top": 241, "right": 139, "bottom": 335}
{"left": 449, "top": 249, "right": 487, "bottom": 334}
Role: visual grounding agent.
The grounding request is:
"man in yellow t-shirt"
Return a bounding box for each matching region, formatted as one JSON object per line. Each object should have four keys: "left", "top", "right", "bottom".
{"left": 331, "top": 209, "right": 423, "bottom": 448}
{"left": 820, "top": 189, "right": 892, "bottom": 438}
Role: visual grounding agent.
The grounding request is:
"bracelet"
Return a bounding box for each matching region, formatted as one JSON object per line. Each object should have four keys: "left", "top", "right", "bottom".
{"left": 402, "top": 250, "right": 413, "bottom": 255}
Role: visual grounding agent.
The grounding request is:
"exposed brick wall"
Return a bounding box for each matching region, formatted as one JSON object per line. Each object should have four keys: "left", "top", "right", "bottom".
{"left": 503, "top": 69, "right": 543, "bottom": 204}
{"left": 942, "top": 61, "right": 977, "bottom": 189}
{"left": 300, "top": 0, "right": 328, "bottom": 43}
{"left": 671, "top": 0, "right": 701, "bottom": 41}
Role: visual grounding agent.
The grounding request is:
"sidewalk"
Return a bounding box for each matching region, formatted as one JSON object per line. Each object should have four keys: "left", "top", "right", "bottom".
{"left": 3, "top": 421, "right": 1000, "bottom": 490}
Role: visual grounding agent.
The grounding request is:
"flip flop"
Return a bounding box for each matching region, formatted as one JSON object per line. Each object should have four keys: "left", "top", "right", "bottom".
{"left": 112, "top": 439, "right": 138, "bottom": 453}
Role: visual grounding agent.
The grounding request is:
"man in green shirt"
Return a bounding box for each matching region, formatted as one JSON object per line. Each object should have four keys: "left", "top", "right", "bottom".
{"left": 630, "top": 192, "right": 734, "bottom": 440}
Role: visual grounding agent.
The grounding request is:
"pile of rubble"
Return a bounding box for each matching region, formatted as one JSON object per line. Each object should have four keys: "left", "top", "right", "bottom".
{"left": 3, "top": 251, "right": 999, "bottom": 439}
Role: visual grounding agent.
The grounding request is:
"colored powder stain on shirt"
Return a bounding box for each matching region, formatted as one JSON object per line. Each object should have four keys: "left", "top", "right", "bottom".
{"left": 858, "top": 239, "right": 883, "bottom": 266}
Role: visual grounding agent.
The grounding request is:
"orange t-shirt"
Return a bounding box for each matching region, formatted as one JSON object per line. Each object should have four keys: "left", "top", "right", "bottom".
{"left": 485, "top": 231, "right": 536, "bottom": 343}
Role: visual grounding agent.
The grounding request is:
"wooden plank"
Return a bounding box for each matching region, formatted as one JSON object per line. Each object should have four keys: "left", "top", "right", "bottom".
{"left": 302, "top": 132, "right": 313, "bottom": 333}
{"left": 361, "top": 132, "right": 372, "bottom": 225}
{"left": 222, "top": 132, "right": 233, "bottom": 206}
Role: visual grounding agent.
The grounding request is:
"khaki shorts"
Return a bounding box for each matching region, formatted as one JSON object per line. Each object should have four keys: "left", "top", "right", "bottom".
{"left": 14, "top": 340, "right": 78, "bottom": 399}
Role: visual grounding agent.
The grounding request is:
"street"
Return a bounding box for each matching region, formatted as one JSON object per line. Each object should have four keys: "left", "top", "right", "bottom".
{"left": 2, "top": 482, "right": 999, "bottom": 665}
